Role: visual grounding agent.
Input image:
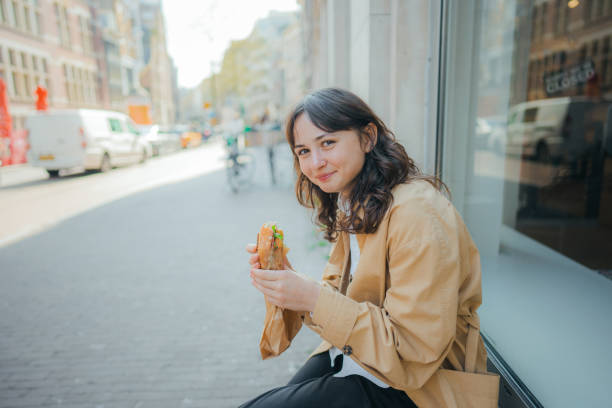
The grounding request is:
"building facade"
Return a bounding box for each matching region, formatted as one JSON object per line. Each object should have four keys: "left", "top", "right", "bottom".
{"left": 0, "top": 0, "right": 101, "bottom": 130}
{"left": 0, "top": 0, "right": 177, "bottom": 137}
{"left": 302, "top": 0, "right": 612, "bottom": 407}
{"left": 138, "top": 0, "right": 175, "bottom": 126}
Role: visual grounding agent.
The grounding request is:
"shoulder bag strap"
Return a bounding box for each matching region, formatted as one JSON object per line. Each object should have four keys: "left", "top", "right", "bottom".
{"left": 465, "top": 323, "right": 480, "bottom": 373}
{"left": 339, "top": 232, "right": 351, "bottom": 295}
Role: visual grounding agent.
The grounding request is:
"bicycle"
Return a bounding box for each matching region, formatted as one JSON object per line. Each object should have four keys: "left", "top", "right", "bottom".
{"left": 225, "top": 133, "right": 256, "bottom": 193}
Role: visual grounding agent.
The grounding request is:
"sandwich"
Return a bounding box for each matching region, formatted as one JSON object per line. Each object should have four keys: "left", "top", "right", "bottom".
{"left": 257, "top": 222, "right": 287, "bottom": 270}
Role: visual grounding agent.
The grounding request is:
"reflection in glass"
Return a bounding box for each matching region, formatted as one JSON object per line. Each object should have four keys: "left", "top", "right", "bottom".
{"left": 473, "top": 0, "right": 612, "bottom": 277}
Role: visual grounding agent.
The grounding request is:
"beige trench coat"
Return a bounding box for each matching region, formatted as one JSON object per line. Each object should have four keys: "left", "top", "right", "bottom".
{"left": 282, "top": 180, "right": 490, "bottom": 407}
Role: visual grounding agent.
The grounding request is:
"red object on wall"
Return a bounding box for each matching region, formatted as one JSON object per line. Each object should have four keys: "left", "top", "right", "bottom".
{"left": 0, "top": 78, "right": 13, "bottom": 166}
{"left": 8, "top": 129, "right": 28, "bottom": 165}
{"left": 35, "top": 86, "right": 48, "bottom": 111}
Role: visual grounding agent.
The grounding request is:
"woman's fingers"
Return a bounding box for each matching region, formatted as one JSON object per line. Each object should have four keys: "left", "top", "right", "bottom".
{"left": 251, "top": 279, "right": 281, "bottom": 302}
{"left": 251, "top": 274, "right": 279, "bottom": 291}
{"left": 249, "top": 253, "right": 259, "bottom": 266}
{"left": 247, "top": 245, "right": 259, "bottom": 268}
{"left": 251, "top": 268, "right": 283, "bottom": 281}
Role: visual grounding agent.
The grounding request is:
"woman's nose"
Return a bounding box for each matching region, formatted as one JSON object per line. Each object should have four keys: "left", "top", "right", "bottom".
{"left": 311, "top": 151, "right": 326, "bottom": 168}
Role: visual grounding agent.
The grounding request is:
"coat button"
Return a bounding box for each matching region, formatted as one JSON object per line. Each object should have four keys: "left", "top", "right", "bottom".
{"left": 342, "top": 345, "right": 353, "bottom": 356}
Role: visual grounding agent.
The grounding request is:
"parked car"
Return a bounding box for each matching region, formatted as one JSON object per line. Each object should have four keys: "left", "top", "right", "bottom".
{"left": 136, "top": 124, "right": 180, "bottom": 157}
{"left": 173, "top": 125, "right": 202, "bottom": 149}
{"left": 201, "top": 125, "right": 213, "bottom": 141}
{"left": 158, "top": 127, "right": 182, "bottom": 153}
{"left": 136, "top": 124, "right": 162, "bottom": 156}
{"left": 506, "top": 97, "right": 611, "bottom": 164}
{"left": 25, "top": 109, "right": 150, "bottom": 177}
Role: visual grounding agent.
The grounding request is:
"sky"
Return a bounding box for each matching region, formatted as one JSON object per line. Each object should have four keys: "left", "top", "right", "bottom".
{"left": 162, "top": 0, "right": 300, "bottom": 89}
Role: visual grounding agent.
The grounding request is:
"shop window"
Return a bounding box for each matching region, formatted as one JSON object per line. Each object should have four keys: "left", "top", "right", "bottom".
{"left": 441, "top": 1, "right": 612, "bottom": 406}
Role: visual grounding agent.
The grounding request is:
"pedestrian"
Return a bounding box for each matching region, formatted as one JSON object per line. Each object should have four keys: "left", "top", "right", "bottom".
{"left": 259, "top": 110, "right": 277, "bottom": 185}
{"left": 242, "top": 88, "right": 497, "bottom": 407}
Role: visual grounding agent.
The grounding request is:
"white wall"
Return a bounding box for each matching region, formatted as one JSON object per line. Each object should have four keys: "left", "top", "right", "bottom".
{"left": 313, "top": 0, "right": 439, "bottom": 169}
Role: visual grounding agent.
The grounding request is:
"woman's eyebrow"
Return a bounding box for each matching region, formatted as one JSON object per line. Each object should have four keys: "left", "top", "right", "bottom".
{"left": 294, "top": 133, "right": 330, "bottom": 148}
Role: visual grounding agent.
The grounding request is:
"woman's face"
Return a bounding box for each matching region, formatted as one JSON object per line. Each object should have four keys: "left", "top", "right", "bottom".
{"left": 293, "top": 113, "right": 369, "bottom": 196}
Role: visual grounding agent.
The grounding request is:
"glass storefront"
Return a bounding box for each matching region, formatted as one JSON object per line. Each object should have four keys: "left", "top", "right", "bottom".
{"left": 440, "top": 0, "right": 612, "bottom": 406}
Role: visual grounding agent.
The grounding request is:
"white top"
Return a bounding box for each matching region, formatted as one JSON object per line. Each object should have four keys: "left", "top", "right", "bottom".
{"left": 327, "top": 233, "right": 390, "bottom": 388}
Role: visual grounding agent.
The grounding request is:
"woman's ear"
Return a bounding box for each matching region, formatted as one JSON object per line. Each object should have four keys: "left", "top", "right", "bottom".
{"left": 365, "top": 123, "right": 378, "bottom": 152}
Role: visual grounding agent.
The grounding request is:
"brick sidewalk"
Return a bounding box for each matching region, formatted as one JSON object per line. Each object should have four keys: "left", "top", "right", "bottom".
{"left": 0, "top": 145, "right": 331, "bottom": 407}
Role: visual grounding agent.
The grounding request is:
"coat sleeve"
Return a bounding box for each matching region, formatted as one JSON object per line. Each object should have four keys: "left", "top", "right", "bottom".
{"left": 304, "top": 199, "right": 461, "bottom": 390}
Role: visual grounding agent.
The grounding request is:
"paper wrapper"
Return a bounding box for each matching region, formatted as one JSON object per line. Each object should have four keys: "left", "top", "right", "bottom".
{"left": 257, "top": 222, "right": 302, "bottom": 360}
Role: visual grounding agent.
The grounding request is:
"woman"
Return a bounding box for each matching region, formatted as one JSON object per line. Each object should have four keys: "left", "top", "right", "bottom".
{"left": 242, "top": 88, "right": 491, "bottom": 407}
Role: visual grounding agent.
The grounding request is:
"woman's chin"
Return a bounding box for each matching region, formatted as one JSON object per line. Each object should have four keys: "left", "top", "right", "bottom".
{"left": 314, "top": 182, "right": 332, "bottom": 193}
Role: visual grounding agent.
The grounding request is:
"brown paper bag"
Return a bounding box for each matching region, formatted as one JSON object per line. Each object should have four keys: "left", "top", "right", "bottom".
{"left": 256, "top": 223, "right": 302, "bottom": 359}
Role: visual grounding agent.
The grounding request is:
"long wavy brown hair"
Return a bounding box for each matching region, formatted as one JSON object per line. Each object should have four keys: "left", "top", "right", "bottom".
{"left": 285, "top": 87, "right": 449, "bottom": 242}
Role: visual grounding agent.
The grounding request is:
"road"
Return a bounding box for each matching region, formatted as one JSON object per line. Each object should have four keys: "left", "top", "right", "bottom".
{"left": 0, "top": 141, "right": 328, "bottom": 407}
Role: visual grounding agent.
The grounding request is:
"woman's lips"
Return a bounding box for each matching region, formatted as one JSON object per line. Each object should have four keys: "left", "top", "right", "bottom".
{"left": 316, "top": 171, "right": 335, "bottom": 182}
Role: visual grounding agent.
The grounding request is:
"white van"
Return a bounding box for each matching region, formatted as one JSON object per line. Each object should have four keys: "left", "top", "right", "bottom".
{"left": 25, "top": 109, "right": 151, "bottom": 177}
{"left": 506, "top": 97, "right": 598, "bottom": 164}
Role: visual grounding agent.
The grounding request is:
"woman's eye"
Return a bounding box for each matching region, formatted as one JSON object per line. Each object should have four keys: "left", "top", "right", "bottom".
{"left": 322, "top": 140, "right": 335, "bottom": 147}
{"left": 297, "top": 148, "right": 309, "bottom": 156}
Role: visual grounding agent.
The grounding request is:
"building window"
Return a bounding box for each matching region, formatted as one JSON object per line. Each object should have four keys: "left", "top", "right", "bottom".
{"left": 23, "top": 3, "right": 30, "bottom": 32}
{"left": 33, "top": 7, "right": 40, "bottom": 34}
{"left": 79, "top": 15, "right": 93, "bottom": 55}
{"left": 11, "top": 71, "right": 22, "bottom": 97}
{"left": 62, "top": 62, "right": 94, "bottom": 105}
{"left": 76, "top": 68, "right": 83, "bottom": 102}
{"left": 3, "top": 1, "right": 42, "bottom": 35}
{"left": 540, "top": 3, "right": 548, "bottom": 39}
{"left": 54, "top": 2, "right": 71, "bottom": 48}
{"left": 10, "top": 0, "right": 19, "bottom": 27}
{"left": 4, "top": 49, "right": 49, "bottom": 101}
{"left": 20, "top": 52, "right": 27, "bottom": 69}
{"left": 23, "top": 72, "right": 30, "bottom": 97}
{"left": 0, "top": 0, "right": 6, "bottom": 24}
{"left": 555, "top": 0, "right": 568, "bottom": 35}
{"left": 588, "top": 0, "right": 607, "bottom": 20}
{"left": 531, "top": 5, "right": 539, "bottom": 40}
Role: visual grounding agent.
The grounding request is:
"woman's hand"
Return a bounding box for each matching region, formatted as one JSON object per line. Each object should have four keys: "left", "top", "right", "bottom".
{"left": 246, "top": 244, "right": 321, "bottom": 312}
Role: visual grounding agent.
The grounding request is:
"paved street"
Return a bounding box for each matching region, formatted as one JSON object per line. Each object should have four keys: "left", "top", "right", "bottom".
{"left": 0, "top": 141, "right": 329, "bottom": 407}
